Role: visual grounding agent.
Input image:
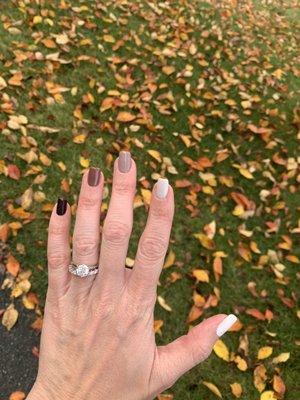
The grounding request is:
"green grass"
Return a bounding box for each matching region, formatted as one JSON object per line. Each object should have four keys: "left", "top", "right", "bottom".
{"left": 1, "top": 0, "right": 300, "bottom": 399}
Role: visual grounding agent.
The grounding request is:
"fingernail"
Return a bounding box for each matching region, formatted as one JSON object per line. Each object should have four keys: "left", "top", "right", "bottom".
{"left": 88, "top": 167, "right": 101, "bottom": 187}
{"left": 216, "top": 314, "right": 237, "bottom": 337}
{"left": 56, "top": 198, "right": 68, "bottom": 216}
{"left": 118, "top": 151, "right": 131, "bottom": 173}
{"left": 155, "top": 178, "right": 169, "bottom": 199}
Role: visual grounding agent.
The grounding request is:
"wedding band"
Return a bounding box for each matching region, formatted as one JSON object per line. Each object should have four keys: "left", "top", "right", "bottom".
{"left": 68, "top": 262, "right": 99, "bottom": 278}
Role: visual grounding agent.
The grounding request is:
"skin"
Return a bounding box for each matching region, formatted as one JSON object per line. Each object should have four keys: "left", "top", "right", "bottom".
{"left": 27, "top": 155, "right": 228, "bottom": 400}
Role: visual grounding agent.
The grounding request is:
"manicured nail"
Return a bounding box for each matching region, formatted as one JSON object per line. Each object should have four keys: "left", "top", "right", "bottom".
{"left": 118, "top": 151, "right": 131, "bottom": 173}
{"left": 155, "top": 178, "right": 169, "bottom": 199}
{"left": 216, "top": 314, "right": 237, "bottom": 337}
{"left": 56, "top": 198, "right": 68, "bottom": 216}
{"left": 88, "top": 167, "right": 101, "bottom": 187}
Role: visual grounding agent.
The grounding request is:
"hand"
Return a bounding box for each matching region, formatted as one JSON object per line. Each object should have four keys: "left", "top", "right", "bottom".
{"left": 27, "top": 151, "right": 237, "bottom": 400}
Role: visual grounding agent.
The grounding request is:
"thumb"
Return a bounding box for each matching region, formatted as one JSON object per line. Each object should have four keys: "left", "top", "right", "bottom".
{"left": 155, "top": 314, "right": 237, "bottom": 391}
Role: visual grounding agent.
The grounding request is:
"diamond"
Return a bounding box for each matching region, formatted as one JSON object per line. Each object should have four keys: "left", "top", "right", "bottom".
{"left": 76, "top": 264, "right": 90, "bottom": 277}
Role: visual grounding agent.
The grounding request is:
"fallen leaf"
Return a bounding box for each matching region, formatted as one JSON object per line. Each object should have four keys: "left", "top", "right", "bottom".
{"left": 6, "top": 253, "right": 20, "bottom": 277}
{"left": 9, "top": 391, "right": 26, "bottom": 400}
{"left": 258, "top": 346, "right": 273, "bottom": 360}
{"left": 157, "top": 296, "right": 172, "bottom": 312}
{"left": 230, "top": 382, "right": 243, "bottom": 398}
{"left": 272, "top": 352, "right": 290, "bottom": 364}
{"left": 260, "top": 391, "right": 276, "bottom": 400}
{"left": 202, "top": 381, "right": 222, "bottom": 398}
{"left": 163, "top": 249, "right": 176, "bottom": 269}
{"left": 194, "top": 233, "right": 215, "bottom": 249}
{"left": 116, "top": 111, "right": 136, "bottom": 122}
{"left": 213, "top": 339, "right": 230, "bottom": 361}
{"left": 273, "top": 375, "right": 286, "bottom": 396}
{"left": 2, "top": 304, "right": 18, "bottom": 331}
{"left": 192, "top": 269, "right": 209, "bottom": 282}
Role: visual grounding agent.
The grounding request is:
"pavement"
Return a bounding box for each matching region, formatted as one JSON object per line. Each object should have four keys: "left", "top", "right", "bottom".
{"left": 0, "top": 286, "right": 39, "bottom": 400}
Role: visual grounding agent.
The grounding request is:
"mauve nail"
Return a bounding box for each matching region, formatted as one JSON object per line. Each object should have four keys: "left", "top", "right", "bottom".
{"left": 88, "top": 167, "right": 101, "bottom": 186}
{"left": 118, "top": 151, "right": 131, "bottom": 173}
{"left": 56, "top": 198, "right": 68, "bottom": 215}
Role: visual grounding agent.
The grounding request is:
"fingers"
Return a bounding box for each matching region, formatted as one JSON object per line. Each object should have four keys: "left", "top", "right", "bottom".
{"left": 93, "top": 151, "right": 136, "bottom": 293}
{"left": 155, "top": 314, "right": 237, "bottom": 391}
{"left": 47, "top": 199, "right": 71, "bottom": 300}
{"left": 127, "top": 178, "right": 174, "bottom": 301}
{"left": 69, "top": 167, "right": 104, "bottom": 293}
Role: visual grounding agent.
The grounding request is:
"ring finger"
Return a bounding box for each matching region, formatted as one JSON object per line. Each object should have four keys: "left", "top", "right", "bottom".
{"left": 69, "top": 167, "right": 104, "bottom": 297}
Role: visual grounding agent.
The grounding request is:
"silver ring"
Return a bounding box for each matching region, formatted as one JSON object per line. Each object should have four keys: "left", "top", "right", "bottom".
{"left": 68, "top": 262, "right": 99, "bottom": 278}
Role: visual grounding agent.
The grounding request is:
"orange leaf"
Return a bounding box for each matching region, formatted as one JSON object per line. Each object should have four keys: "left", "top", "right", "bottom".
{"left": 246, "top": 308, "right": 265, "bottom": 320}
{"left": 6, "top": 253, "right": 20, "bottom": 277}
{"left": 186, "top": 305, "right": 203, "bottom": 323}
{"left": 116, "top": 111, "right": 136, "bottom": 122}
{"left": 213, "top": 257, "right": 223, "bottom": 282}
{"left": 9, "top": 391, "right": 26, "bottom": 400}
{"left": 273, "top": 375, "right": 286, "bottom": 396}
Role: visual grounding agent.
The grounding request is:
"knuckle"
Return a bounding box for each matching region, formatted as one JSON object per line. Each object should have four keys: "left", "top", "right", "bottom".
{"left": 113, "top": 180, "right": 135, "bottom": 195}
{"left": 102, "top": 220, "right": 131, "bottom": 245}
{"left": 78, "top": 195, "right": 99, "bottom": 210}
{"left": 47, "top": 252, "right": 69, "bottom": 269}
{"left": 49, "top": 223, "right": 68, "bottom": 236}
{"left": 73, "top": 235, "right": 99, "bottom": 257}
{"left": 139, "top": 235, "right": 166, "bottom": 262}
{"left": 188, "top": 329, "right": 210, "bottom": 363}
{"left": 151, "top": 205, "right": 172, "bottom": 221}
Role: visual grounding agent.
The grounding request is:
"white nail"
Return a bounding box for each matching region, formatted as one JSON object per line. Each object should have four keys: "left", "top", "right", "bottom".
{"left": 216, "top": 314, "right": 237, "bottom": 337}
{"left": 156, "top": 178, "right": 169, "bottom": 199}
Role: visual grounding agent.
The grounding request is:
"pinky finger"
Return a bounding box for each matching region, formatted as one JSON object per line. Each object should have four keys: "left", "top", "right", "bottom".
{"left": 47, "top": 198, "right": 72, "bottom": 300}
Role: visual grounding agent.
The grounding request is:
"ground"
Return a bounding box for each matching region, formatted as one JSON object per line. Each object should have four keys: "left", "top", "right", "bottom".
{"left": 0, "top": 0, "right": 299, "bottom": 399}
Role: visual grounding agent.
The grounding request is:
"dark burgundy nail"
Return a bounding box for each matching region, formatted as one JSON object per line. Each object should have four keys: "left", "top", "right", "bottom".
{"left": 88, "top": 167, "right": 101, "bottom": 187}
{"left": 56, "top": 198, "right": 68, "bottom": 215}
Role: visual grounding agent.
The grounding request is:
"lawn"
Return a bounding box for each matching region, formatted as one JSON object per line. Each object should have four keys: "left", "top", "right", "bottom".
{"left": 0, "top": 0, "right": 299, "bottom": 399}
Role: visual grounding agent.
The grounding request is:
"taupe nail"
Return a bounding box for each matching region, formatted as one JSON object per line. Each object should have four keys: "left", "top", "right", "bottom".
{"left": 88, "top": 167, "right": 101, "bottom": 186}
{"left": 118, "top": 151, "right": 131, "bottom": 173}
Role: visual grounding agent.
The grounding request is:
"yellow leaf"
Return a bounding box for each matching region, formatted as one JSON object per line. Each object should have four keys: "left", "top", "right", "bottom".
{"left": 22, "top": 294, "right": 35, "bottom": 310}
{"left": 272, "top": 352, "right": 290, "bottom": 364}
{"left": 260, "top": 391, "right": 276, "bottom": 400}
{"left": 202, "top": 381, "right": 222, "bottom": 398}
{"left": 2, "top": 304, "right": 18, "bottom": 331}
{"left": 141, "top": 188, "right": 152, "bottom": 206}
{"left": 239, "top": 167, "right": 254, "bottom": 179}
{"left": 79, "top": 156, "right": 89, "bottom": 168}
{"left": 20, "top": 187, "right": 33, "bottom": 210}
{"left": 213, "top": 339, "right": 230, "bottom": 361}
{"left": 73, "top": 134, "right": 87, "bottom": 144}
{"left": 39, "top": 152, "right": 52, "bottom": 166}
{"left": 233, "top": 205, "right": 245, "bottom": 216}
{"left": 163, "top": 249, "right": 176, "bottom": 269}
{"left": 241, "top": 100, "right": 251, "bottom": 109}
{"left": 116, "top": 111, "right": 136, "bottom": 122}
{"left": 189, "top": 43, "right": 197, "bottom": 55}
{"left": 147, "top": 149, "right": 162, "bottom": 163}
{"left": 194, "top": 233, "right": 215, "bottom": 249}
{"left": 230, "top": 382, "right": 242, "bottom": 398}
{"left": 103, "top": 34, "right": 115, "bottom": 43}
{"left": 234, "top": 355, "right": 248, "bottom": 371}
{"left": 258, "top": 346, "right": 273, "bottom": 360}
{"left": 33, "top": 15, "right": 42, "bottom": 24}
{"left": 192, "top": 269, "right": 209, "bottom": 282}
{"left": 57, "top": 161, "right": 66, "bottom": 171}
{"left": 157, "top": 296, "right": 172, "bottom": 312}
{"left": 162, "top": 65, "right": 175, "bottom": 75}
{"left": 0, "top": 76, "right": 7, "bottom": 90}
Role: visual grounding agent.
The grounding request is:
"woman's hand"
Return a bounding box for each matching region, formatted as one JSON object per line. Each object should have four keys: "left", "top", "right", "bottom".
{"left": 27, "top": 151, "right": 237, "bottom": 400}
